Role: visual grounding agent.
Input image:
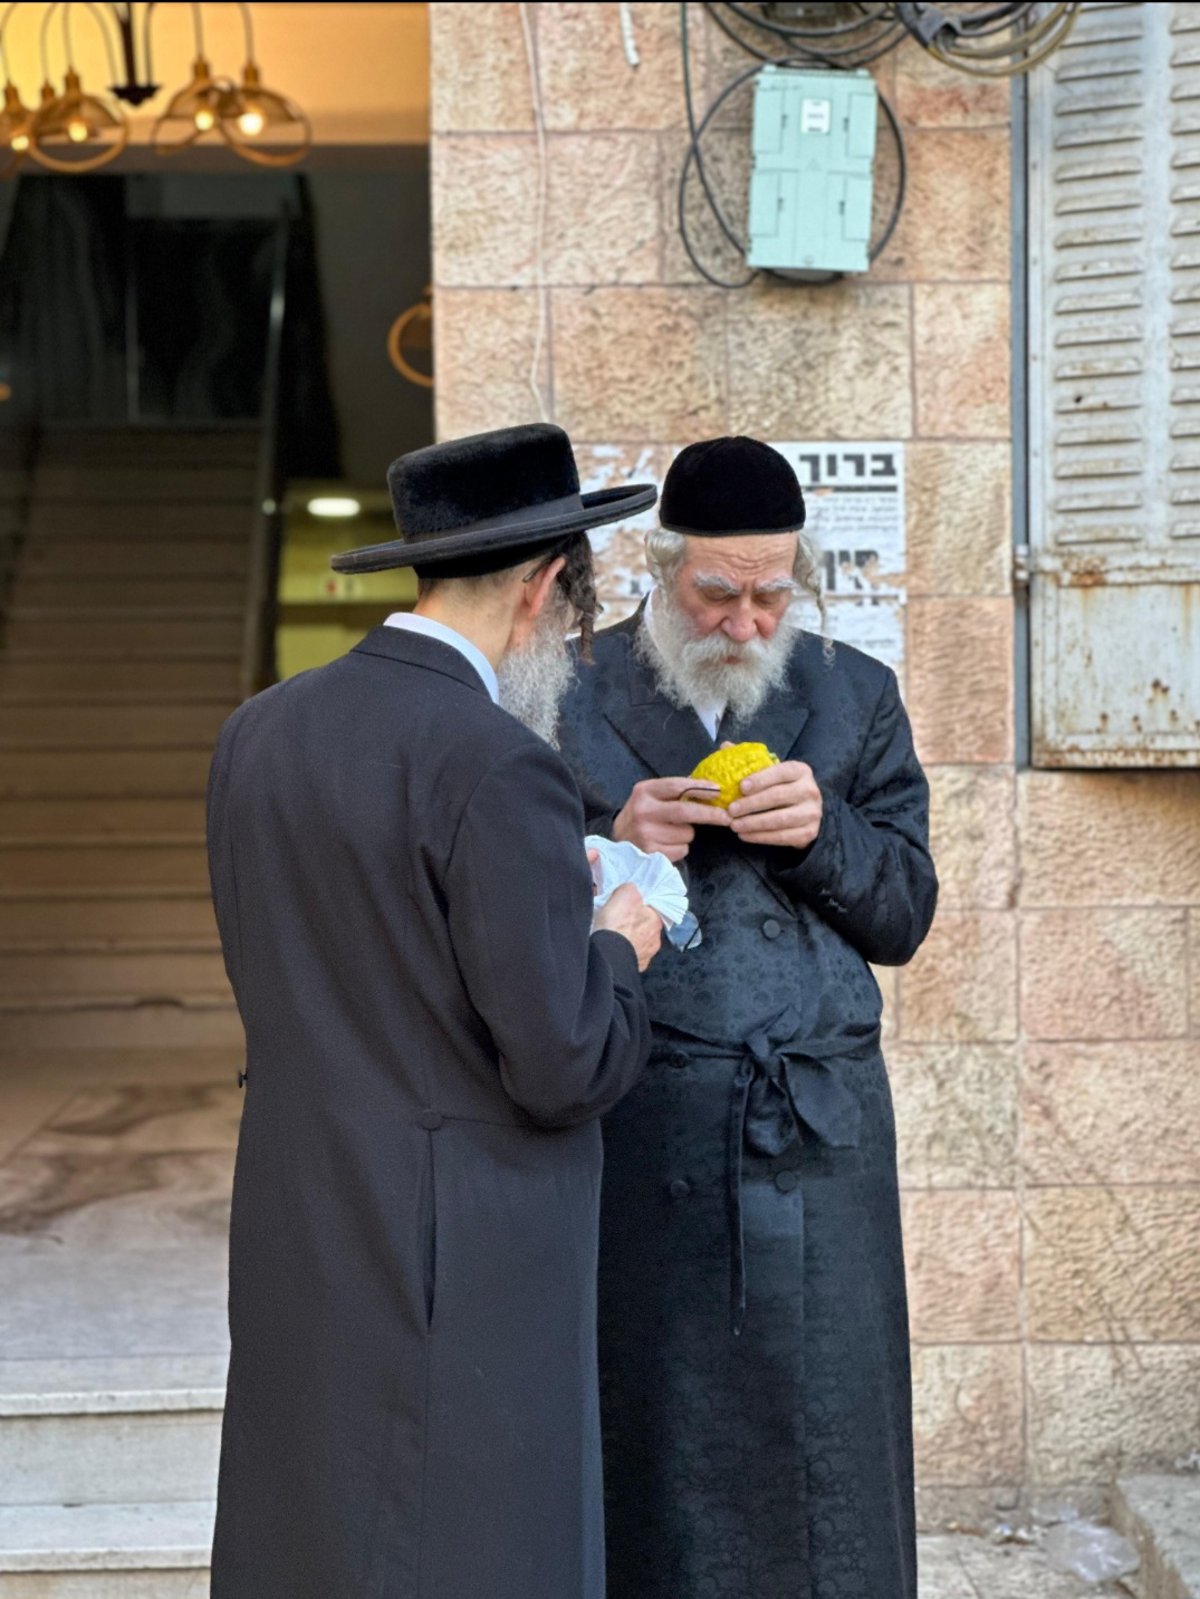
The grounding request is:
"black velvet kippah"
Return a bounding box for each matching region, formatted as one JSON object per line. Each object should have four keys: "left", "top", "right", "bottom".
{"left": 659, "top": 436, "right": 806, "bottom": 535}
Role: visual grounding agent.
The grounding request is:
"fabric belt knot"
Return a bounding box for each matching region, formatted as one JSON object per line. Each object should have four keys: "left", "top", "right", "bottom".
{"left": 718, "top": 1006, "right": 875, "bottom": 1338}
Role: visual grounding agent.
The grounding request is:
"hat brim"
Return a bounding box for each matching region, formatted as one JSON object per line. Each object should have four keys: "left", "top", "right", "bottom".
{"left": 330, "top": 483, "right": 657, "bottom": 574}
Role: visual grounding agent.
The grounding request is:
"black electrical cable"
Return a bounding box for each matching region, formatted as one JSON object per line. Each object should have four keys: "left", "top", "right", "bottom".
{"left": 718, "top": 0, "right": 908, "bottom": 66}
{"left": 679, "top": 2, "right": 908, "bottom": 290}
{"left": 706, "top": 2, "right": 908, "bottom": 68}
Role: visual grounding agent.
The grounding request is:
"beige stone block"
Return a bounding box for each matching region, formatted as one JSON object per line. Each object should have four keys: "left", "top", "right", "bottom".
{"left": 434, "top": 289, "right": 550, "bottom": 440}
{"left": 891, "top": 1043, "right": 1018, "bottom": 1188}
{"left": 1023, "top": 1039, "right": 1200, "bottom": 1187}
{"left": 552, "top": 287, "right": 727, "bottom": 440}
{"left": 1193, "top": 910, "right": 1200, "bottom": 1037}
{"left": 1025, "top": 1187, "right": 1200, "bottom": 1344}
{"left": 895, "top": 40, "right": 1013, "bottom": 129}
{"left": 1017, "top": 771, "right": 1200, "bottom": 908}
{"left": 906, "top": 442, "right": 1012, "bottom": 598}
{"left": 1027, "top": 1344, "right": 1200, "bottom": 1484}
{"left": 873, "top": 961, "right": 899, "bottom": 1045}
{"left": 907, "top": 598, "right": 1014, "bottom": 765}
{"left": 546, "top": 134, "right": 662, "bottom": 285}
{"left": 928, "top": 766, "right": 1015, "bottom": 911}
{"left": 1020, "top": 908, "right": 1189, "bottom": 1042}
{"left": 913, "top": 1344, "right": 1023, "bottom": 1485}
{"left": 728, "top": 282, "right": 912, "bottom": 439}
{"left": 900, "top": 911, "right": 1017, "bottom": 1044}
{"left": 874, "top": 130, "right": 1010, "bottom": 284}
{"left": 433, "top": 134, "right": 661, "bottom": 289}
{"left": 430, "top": 3, "right": 534, "bottom": 132}
{"left": 432, "top": 136, "right": 536, "bottom": 287}
{"left": 539, "top": 3, "right": 700, "bottom": 131}
{"left": 904, "top": 1191, "right": 1020, "bottom": 1341}
{"left": 915, "top": 284, "right": 1011, "bottom": 439}
{"left": 661, "top": 129, "right": 751, "bottom": 287}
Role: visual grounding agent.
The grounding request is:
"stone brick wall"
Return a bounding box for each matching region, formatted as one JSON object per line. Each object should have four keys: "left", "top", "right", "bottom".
{"left": 429, "top": 1, "right": 1200, "bottom": 1520}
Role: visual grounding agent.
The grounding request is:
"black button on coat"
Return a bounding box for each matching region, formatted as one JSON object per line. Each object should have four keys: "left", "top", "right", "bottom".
{"left": 206, "top": 625, "right": 652, "bottom": 1599}
{"left": 557, "top": 608, "right": 938, "bottom": 1599}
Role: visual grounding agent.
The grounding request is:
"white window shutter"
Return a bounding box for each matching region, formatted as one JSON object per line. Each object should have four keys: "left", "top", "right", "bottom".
{"left": 1027, "top": 0, "right": 1200, "bottom": 766}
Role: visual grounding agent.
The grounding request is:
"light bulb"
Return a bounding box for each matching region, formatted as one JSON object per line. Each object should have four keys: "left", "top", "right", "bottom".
{"left": 238, "top": 107, "right": 265, "bottom": 136}
{"left": 194, "top": 106, "right": 215, "bottom": 131}
{"left": 67, "top": 116, "right": 89, "bottom": 142}
{"left": 307, "top": 496, "right": 361, "bottom": 519}
{"left": 10, "top": 132, "right": 28, "bottom": 152}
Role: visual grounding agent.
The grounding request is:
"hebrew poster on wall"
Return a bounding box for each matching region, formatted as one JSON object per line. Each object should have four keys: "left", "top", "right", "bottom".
{"left": 580, "top": 440, "right": 907, "bottom": 675}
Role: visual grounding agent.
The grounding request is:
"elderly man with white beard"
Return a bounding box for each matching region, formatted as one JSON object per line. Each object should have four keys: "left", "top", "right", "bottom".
{"left": 556, "top": 435, "right": 939, "bottom": 1599}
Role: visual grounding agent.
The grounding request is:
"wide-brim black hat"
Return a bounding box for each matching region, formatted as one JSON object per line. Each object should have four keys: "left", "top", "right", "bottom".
{"left": 659, "top": 435, "right": 805, "bottom": 536}
{"left": 330, "top": 423, "right": 657, "bottom": 575}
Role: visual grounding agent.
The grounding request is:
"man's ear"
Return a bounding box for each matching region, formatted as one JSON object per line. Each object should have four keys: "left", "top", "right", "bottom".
{"left": 523, "top": 554, "right": 566, "bottom": 619}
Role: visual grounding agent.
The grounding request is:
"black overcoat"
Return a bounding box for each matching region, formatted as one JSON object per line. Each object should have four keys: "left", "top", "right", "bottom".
{"left": 206, "top": 624, "right": 651, "bottom": 1599}
{"left": 557, "top": 608, "right": 938, "bottom": 1599}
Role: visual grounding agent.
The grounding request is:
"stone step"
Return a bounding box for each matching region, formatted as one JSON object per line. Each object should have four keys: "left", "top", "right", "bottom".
{"left": 18, "top": 541, "right": 249, "bottom": 580}
{"left": 0, "top": 750, "right": 212, "bottom": 799}
{"left": 0, "top": 844, "right": 209, "bottom": 895}
{"left": 36, "top": 425, "right": 257, "bottom": 462}
{"left": 1115, "top": 1475, "right": 1200, "bottom": 1599}
{"left": 0, "top": 1359, "right": 224, "bottom": 1509}
{"left": 0, "top": 950, "right": 229, "bottom": 1004}
{"left": 27, "top": 505, "right": 256, "bottom": 543}
{"left": 0, "top": 704, "right": 231, "bottom": 751}
{"left": 7, "top": 579, "right": 245, "bottom": 613}
{"left": 0, "top": 658, "right": 241, "bottom": 703}
{"left": 0, "top": 1502, "right": 213, "bottom": 1596}
{"left": 3, "top": 618, "right": 241, "bottom": 657}
{"left": 0, "top": 800, "right": 205, "bottom": 844}
{"left": 0, "top": 660, "right": 239, "bottom": 703}
{"left": 0, "top": 897, "right": 218, "bottom": 950}
{"left": 27, "top": 504, "right": 256, "bottom": 541}
{"left": 0, "top": 1002, "right": 241, "bottom": 1049}
{"left": 32, "top": 467, "right": 255, "bottom": 502}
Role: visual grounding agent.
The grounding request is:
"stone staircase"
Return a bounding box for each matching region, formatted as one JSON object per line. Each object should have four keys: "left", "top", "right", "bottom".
{"left": 0, "top": 427, "right": 255, "bottom": 1051}
{"left": 0, "top": 427, "right": 261, "bottom": 1594}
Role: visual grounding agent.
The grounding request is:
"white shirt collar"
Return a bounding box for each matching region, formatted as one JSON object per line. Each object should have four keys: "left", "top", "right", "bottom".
{"left": 383, "top": 612, "right": 500, "bottom": 706}
{"left": 642, "top": 587, "right": 724, "bottom": 741}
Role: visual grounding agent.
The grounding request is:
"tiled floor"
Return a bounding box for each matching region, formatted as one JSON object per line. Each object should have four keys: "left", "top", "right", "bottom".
{"left": 0, "top": 1049, "right": 1133, "bottom": 1595}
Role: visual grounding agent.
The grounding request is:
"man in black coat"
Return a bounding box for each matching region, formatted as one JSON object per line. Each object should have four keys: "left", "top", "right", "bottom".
{"left": 557, "top": 436, "right": 938, "bottom": 1599}
{"left": 206, "top": 424, "right": 666, "bottom": 1598}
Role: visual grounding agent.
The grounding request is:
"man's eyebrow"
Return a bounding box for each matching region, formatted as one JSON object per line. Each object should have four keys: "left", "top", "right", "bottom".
{"left": 691, "top": 572, "right": 741, "bottom": 593}
{"left": 753, "top": 576, "right": 799, "bottom": 594}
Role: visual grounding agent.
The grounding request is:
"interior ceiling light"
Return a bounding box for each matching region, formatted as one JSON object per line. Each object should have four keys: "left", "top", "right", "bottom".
{"left": 307, "top": 497, "right": 362, "bottom": 520}
{"left": 27, "top": 2, "right": 129, "bottom": 173}
{"left": 151, "top": 49, "right": 235, "bottom": 154}
{"left": 1, "top": 2, "right": 308, "bottom": 179}
{"left": 0, "top": 5, "right": 32, "bottom": 169}
{"left": 218, "top": 49, "right": 311, "bottom": 168}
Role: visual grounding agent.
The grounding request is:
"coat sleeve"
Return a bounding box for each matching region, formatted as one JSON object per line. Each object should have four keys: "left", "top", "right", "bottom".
{"left": 442, "top": 739, "right": 652, "bottom": 1128}
{"left": 769, "top": 668, "right": 938, "bottom": 965}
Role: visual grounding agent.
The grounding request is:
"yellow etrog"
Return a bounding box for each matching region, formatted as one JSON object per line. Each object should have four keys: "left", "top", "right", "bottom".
{"left": 688, "top": 742, "right": 779, "bottom": 809}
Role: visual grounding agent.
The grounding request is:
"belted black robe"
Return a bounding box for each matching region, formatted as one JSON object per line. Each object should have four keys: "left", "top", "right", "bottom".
{"left": 206, "top": 625, "right": 651, "bottom": 1599}
{"left": 557, "top": 608, "right": 937, "bottom": 1599}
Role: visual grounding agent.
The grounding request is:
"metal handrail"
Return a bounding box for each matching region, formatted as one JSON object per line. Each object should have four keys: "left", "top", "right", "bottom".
{"left": 238, "top": 208, "right": 290, "bottom": 701}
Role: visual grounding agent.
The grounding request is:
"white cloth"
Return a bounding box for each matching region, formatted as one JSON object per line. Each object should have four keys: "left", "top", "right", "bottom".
{"left": 383, "top": 612, "right": 500, "bottom": 705}
{"left": 585, "top": 835, "right": 689, "bottom": 930}
{"left": 642, "top": 587, "right": 723, "bottom": 739}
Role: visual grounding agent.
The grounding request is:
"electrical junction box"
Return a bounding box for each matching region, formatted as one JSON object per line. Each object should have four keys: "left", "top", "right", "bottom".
{"left": 748, "top": 66, "right": 878, "bottom": 274}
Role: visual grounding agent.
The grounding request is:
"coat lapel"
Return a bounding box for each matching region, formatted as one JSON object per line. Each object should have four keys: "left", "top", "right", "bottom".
{"left": 721, "top": 672, "right": 811, "bottom": 762}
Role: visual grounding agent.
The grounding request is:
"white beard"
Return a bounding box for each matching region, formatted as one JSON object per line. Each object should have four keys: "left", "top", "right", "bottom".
{"left": 496, "top": 600, "right": 574, "bottom": 749}
{"left": 636, "top": 586, "right": 796, "bottom": 724}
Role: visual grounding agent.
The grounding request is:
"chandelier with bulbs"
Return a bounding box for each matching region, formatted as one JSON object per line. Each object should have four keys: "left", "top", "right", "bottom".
{"left": 0, "top": 1, "right": 311, "bottom": 175}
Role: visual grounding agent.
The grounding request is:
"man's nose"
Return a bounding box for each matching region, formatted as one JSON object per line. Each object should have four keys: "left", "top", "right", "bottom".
{"left": 722, "top": 608, "right": 757, "bottom": 643}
